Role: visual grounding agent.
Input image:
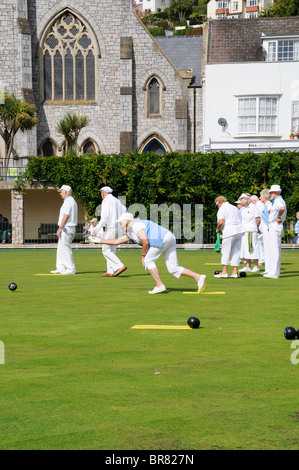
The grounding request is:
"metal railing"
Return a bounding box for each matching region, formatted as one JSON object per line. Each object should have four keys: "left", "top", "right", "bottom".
{"left": 23, "top": 222, "right": 85, "bottom": 244}
{"left": 0, "top": 163, "right": 27, "bottom": 181}
{"left": 13, "top": 221, "right": 297, "bottom": 245}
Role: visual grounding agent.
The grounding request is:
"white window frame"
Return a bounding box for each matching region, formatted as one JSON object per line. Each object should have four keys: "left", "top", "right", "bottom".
{"left": 217, "top": 1, "right": 228, "bottom": 8}
{"left": 246, "top": 0, "right": 258, "bottom": 6}
{"left": 263, "top": 37, "right": 299, "bottom": 62}
{"left": 291, "top": 101, "right": 299, "bottom": 133}
{"left": 232, "top": 1, "right": 239, "bottom": 11}
{"left": 246, "top": 11, "right": 258, "bottom": 18}
{"left": 237, "top": 96, "right": 279, "bottom": 136}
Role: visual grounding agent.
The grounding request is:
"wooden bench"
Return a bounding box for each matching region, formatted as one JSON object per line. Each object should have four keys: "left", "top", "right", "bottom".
{"left": 38, "top": 223, "right": 84, "bottom": 243}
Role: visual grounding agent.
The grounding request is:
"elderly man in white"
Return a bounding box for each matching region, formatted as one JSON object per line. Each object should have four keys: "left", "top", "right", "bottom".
{"left": 95, "top": 186, "right": 127, "bottom": 277}
{"left": 264, "top": 184, "right": 287, "bottom": 279}
{"left": 51, "top": 184, "right": 78, "bottom": 275}
{"left": 214, "top": 196, "right": 244, "bottom": 278}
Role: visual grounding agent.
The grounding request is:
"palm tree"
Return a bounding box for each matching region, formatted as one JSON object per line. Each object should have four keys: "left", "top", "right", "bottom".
{"left": 0, "top": 92, "right": 38, "bottom": 180}
{"left": 56, "top": 113, "right": 91, "bottom": 155}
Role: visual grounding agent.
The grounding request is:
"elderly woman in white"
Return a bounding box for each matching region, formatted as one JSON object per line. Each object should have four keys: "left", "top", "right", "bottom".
{"left": 214, "top": 196, "right": 244, "bottom": 278}
{"left": 239, "top": 194, "right": 261, "bottom": 273}
{"left": 259, "top": 189, "right": 272, "bottom": 276}
{"left": 98, "top": 213, "right": 207, "bottom": 294}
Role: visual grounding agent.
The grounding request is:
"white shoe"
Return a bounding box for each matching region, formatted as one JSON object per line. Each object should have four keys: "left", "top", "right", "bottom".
{"left": 239, "top": 267, "right": 251, "bottom": 272}
{"left": 230, "top": 274, "right": 238, "bottom": 278}
{"left": 251, "top": 266, "right": 260, "bottom": 272}
{"left": 148, "top": 285, "right": 166, "bottom": 294}
{"left": 197, "top": 275, "right": 207, "bottom": 293}
{"left": 214, "top": 273, "right": 228, "bottom": 278}
{"left": 50, "top": 270, "right": 63, "bottom": 274}
{"left": 61, "top": 270, "right": 76, "bottom": 275}
{"left": 263, "top": 274, "right": 279, "bottom": 279}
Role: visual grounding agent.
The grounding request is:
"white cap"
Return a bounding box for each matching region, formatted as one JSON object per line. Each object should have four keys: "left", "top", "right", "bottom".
{"left": 90, "top": 218, "right": 98, "bottom": 224}
{"left": 239, "top": 193, "right": 249, "bottom": 199}
{"left": 235, "top": 199, "right": 242, "bottom": 204}
{"left": 117, "top": 213, "right": 134, "bottom": 223}
{"left": 269, "top": 184, "right": 281, "bottom": 193}
{"left": 58, "top": 185, "right": 72, "bottom": 193}
{"left": 100, "top": 186, "right": 113, "bottom": 193}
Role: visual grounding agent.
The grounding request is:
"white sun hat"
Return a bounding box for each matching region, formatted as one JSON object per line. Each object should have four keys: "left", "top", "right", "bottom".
{"left": 269, "top": 184, "right": 281, "bottom": 193}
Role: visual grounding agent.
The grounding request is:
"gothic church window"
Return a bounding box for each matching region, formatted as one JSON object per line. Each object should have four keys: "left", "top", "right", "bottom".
{"left": 139, "top": 134, "right": 170, "bottom": 153}
{"left": 82, "top": 139, "right": 97, "bottom": 154}
{"left": 42, "top": 11, "right": 96, "bottom": 102}
{"left": 149, "top": 78, "right": 160, "bottom": 115}
{"left": 41, "top": 139, "right": 56, "bottom": 156}
{"left": 142, "top": 138, "right": 166, "bottom": 154}
{"left": 144, "top": 75, "right": 165, "bottom": 118}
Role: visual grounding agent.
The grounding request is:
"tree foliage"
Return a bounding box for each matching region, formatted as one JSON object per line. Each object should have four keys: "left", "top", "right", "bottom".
{"left": 260, "top": 0, "right": 299, "bottom": 17}
{"left": 15, "top": 151, "right": 299, "bottom": 223}
{"left": 0, "top": 92, "right": 38, "bottom": 179}
{"left": 169, "top": 0, "right": 194, "bottom": 21}
{"left": 56, "top": 113, "right": 91, "bottom": 155}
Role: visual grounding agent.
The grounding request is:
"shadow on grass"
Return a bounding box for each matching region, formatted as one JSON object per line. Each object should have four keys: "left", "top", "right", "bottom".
{"left": 280, "top": 272, "right": 299, "bottom": 277}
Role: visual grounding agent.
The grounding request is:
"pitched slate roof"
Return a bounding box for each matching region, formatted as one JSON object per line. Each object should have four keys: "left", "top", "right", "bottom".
{"left": 207, "top": 17, "right": 299, "bottom": 63}
{"left": 155, "top": 35, "right": 203, "bottom": 86}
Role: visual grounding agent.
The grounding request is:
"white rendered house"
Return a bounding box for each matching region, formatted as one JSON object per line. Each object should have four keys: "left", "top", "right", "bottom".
{"left": 206, "top": 0, "right": 274, "bottom": 19}
{"left": 202, "top": 17, "right": 299, "bottom": 153}
{"left": 139, "top": 0, "right": 170, "bottom": 13}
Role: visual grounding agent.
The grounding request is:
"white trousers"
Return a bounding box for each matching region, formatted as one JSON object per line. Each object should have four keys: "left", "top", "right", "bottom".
{"left": 240, "top": 231, "right": 260, "bottom": 260}
{"left": 102, "top": 228, "right": 124, "bottom": 274}
{"left": 56, "top": 227, "right": 76, "bottom": 273}
{"left": 261, "top": 227, "right": 271, "bottom": 274}
{"left": 267, "top": 222, "right": 283, "bottom": 277}
{"left": 221, "top": 233, "right": 242, "bottom": 267}
{"left": 144, "top": 232, "right": 184, "bottom": 278}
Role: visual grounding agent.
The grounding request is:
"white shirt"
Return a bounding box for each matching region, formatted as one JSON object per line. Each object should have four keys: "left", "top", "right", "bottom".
{"left": 58, "top": 196, "right": 78, "bottom": 226}
{"left": 269, "top": 196, "right": 287, "bottom": 223}
{"left": 260, "top": 200, "right": 272, "bottom": 232}
{"left": 98, "top": 194, "right": 126, "bottom": 231}
{"left": 255, "top": 200, "right": 264, "bottom": 217}
{"left": 241, "top": 203, "right": 260, "bottom": 232}
{"left": 217, "top": 202, "right": 243, "bottom": 238}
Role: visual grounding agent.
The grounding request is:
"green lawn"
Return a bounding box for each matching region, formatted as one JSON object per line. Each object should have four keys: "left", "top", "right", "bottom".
{"left": 0, "top": 248, "right": 298, "bottom": 450}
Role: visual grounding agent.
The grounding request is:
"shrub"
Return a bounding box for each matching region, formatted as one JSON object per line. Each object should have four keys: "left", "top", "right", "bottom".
{"left": 147, "top": 27, "right": 165, "bottom": 36}
{"left": 16, "top": 151, "right": 299, "bottom": 221}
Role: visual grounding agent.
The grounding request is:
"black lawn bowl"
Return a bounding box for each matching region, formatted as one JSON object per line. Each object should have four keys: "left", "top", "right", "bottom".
{"left": 214, "top": 270, "right": 221, "bottom": 275}
{"left": 187, "top": 316, "right": 200, "bottom": 329}
{"left": 240, "top": 271, "right": 247, "bottom": 278}
{"left": 284, "top": 326, "right": 297, "bottom": 340}
{"left": 8, "top": 283, "right": 17, "bottom": 291}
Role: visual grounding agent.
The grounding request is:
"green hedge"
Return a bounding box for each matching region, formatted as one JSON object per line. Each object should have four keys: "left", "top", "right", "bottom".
{"left": 147, "top": 27, "right": 165, "bottom": 36}
{"left": 16, "top": 151, "right": 299, "bottom": 222}
{"left": 174, "top": 27, "right": 203, "bottom": 36}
